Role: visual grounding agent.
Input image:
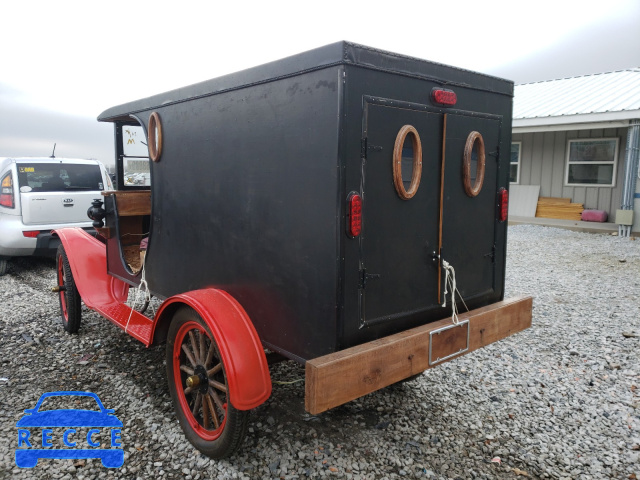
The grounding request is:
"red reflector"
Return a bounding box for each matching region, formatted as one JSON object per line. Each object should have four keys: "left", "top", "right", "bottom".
{"left": 498, "top": 187, "right": 509, "bottom": 222}
{"left": 23, "top": 230, "right": 40, "bottom": 238}
{"left": 347, "top": 193, "right": 362, "bottom": 237}
{"left": 431, "top": 88, "right": 457, "bottom": 106}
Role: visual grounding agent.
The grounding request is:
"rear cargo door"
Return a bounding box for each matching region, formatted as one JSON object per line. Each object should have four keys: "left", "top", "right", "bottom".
{"left": 440, "top": 113, "right": 502, "bottom": 301}
{"left": 17, "top": 163, "right": 105, "bottom": 225}
{"left": 361, "top": 103, "right": 443, "bottom": 325}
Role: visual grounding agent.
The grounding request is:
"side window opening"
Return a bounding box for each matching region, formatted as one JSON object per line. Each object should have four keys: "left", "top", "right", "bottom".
{"left": 108, "top": 119, "right": 153, "bottom": 277}
{"left": 116, "top": 122, "right": 152, "bottom": 190}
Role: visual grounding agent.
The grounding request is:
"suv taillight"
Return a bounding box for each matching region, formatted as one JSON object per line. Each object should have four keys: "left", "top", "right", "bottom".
{"left": 0, "top": 172, "right": 14, "bottom": 208}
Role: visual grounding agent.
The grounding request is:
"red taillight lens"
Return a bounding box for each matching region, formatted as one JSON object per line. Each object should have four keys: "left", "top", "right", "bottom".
{"left": 347, "top": 193, "right": 362, "bottom": 237}
{"left": 0, "top": 173, "right": 14, "bottom": 208}
{"left": 431, "top": 88, "right": 457, "bottom": 106}
{"left": 498, "top": 187, "right": 509, "bottom": 222}
{"left": 22, "top": 231, "right": 40, "bottom": 238}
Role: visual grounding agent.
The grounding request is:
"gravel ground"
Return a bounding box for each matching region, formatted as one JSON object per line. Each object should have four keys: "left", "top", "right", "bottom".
{"left": 0, "top": 225, "right": 638, "bottom": 480}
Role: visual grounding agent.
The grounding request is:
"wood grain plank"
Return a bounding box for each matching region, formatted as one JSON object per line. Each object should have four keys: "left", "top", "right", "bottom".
{"left": 305, "top": 296, "right": 532, "bottom": 414}
{"left": 114, "top": 191, "right": 151, "bottom": 216}
{"left": 538, "top": 197, "right": 570, "bottom": 204}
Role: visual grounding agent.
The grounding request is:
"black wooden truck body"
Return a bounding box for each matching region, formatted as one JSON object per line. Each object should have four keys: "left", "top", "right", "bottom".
{"left": 55, "top": 42, "right": 532, "bottom": 458}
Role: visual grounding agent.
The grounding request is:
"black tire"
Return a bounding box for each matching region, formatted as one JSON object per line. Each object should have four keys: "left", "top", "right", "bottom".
{"left": 56, "top": 244, "right": 81, "bottom": 333}
{"left": 0, "top": 258, "right": 7, "bottom": 276}
{"left": 166, "top": 306, "right": 249, "bottom": 459}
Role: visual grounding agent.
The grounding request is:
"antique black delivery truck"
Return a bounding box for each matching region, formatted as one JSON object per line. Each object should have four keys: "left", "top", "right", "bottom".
{"left": 53, "top": 42, "right": 532, "bottom": 458}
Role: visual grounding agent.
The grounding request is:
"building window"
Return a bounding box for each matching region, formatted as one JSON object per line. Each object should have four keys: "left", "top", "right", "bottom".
{"left": 565, "top": 138, "right": 618, "bottom": 187}
{"left": 510, "top": 142, "right": 521, "bottom": 184}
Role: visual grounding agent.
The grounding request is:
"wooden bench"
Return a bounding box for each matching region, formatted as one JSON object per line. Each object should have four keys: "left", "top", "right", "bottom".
{"left": 102, "top": 190, "right": 151, "bottom": 216}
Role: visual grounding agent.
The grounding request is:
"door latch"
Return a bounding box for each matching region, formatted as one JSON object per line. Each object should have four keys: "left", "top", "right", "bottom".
{"left": 359, "top": 269, "right": 381, "bottom": 289}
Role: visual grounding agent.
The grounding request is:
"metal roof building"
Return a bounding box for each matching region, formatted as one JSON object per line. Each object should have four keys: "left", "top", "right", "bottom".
{"left": 510, "top": 69, "right": 640, "bottom": 235}
{"left": 513, "top": 68, "right": 640, "bottom": 130}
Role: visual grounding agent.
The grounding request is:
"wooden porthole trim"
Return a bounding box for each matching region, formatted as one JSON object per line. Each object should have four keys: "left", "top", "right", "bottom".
{"left": 463, "top": 131, "right": 485, "bottom": 197}
{"left": 148, "top": 111, "right": 163, "bottom": 162}
{"left": 392, "top": 125, "right": 423, "bottom": 200}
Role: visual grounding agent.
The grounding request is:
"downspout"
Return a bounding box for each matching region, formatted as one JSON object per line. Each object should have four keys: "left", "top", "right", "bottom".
{"left": 618, "top": 120, "right": 640, "bottom": 237}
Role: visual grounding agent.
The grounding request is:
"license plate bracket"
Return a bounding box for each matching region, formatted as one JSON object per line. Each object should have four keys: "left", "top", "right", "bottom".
{"left": 429, "top": 320, "right": 470, "bottom": 366}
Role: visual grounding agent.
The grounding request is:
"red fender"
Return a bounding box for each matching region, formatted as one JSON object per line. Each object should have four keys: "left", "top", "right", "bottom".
{"left": 56, "top": 228, "right": 271, "bottom": 410}
{"left": 54, "top": 228, "right": 129, "bottom": 308}
{"left": 54, "top": 228, "right": 158, "bottom": 343}
{"left": 155, "top": 289, "right": 272, "bottom": 411}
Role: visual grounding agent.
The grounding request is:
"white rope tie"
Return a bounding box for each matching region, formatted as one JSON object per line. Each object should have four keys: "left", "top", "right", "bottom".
{"left": 125, "top": 248, "right": 154, "bottom": 333}
{"left": 441, "top": 259, "right": 468, "bottom": 325}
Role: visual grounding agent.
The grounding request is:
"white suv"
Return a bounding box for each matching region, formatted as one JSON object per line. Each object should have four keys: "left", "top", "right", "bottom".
{"left": 0, "top": 157, "right": 113, "bottom": 275}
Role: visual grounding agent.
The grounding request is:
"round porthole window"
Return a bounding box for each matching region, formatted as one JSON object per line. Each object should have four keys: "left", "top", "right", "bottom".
{"left": 463, "top": 131, "right": 485, "bottom": 197}
{"left": 393, "top": 125, "right": 422, "bottom": 200}
{"left": 148, "top": 111, "right": 163, "bottom": 162}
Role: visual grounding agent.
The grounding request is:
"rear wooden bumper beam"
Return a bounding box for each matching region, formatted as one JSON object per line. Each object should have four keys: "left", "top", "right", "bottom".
{"left": 305, "top": 296, "right": 532, "bottom": 414}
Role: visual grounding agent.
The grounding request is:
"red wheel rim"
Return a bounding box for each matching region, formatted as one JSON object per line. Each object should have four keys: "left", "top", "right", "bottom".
{"left": 57, "top": 255, "right": 68, "bottom": 321}
{"left": 173, "top": 321, "right": 228, "bottom": 440}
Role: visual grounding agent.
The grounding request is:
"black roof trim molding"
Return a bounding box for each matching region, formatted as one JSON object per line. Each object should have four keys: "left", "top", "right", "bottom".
{"left": 98, "top": 41, "right": 513, "bottom": 122}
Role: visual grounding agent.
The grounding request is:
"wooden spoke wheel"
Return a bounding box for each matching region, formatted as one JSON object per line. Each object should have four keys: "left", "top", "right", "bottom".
{"left": 166, "top": 307, "right": 249, "bottom": 458}
{"left": 56, "top": 244, "right": 81, "bottom": 333}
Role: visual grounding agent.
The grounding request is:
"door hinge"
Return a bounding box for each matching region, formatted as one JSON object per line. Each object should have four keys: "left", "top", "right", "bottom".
{"left": 359, "top": 268, "right": 381, "bottom": 289}
{"left": 361, "top": 138, "right": 383, "bottom": 158}
{"left": 484, "top": 244, "right": 496, "bottom": 263}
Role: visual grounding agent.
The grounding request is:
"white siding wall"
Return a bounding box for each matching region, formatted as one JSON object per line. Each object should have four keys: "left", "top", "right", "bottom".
{"left": 512, "top": 127, "right": 627, "bottom": 217}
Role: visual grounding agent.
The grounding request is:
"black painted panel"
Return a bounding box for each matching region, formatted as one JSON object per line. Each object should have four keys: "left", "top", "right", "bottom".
{"left": 144, "top": 68, "right": 342, "bottom": 361}
{"left": 361, "top": 105, "right": 442, "bottom": 325}
{"left": 100, "top": 43, "right": 513, "bottom": 362}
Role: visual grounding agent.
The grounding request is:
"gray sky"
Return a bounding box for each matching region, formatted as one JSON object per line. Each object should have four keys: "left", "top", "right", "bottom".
{"left": 1, "top": 0, "right": 638, "bottom": 166}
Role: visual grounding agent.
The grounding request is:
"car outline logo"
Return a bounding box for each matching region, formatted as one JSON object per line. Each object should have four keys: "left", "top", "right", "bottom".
{"left": 15, "top": 391, "right": 123, "bottom": 468}
{"left": 62, "top": 198, "right": 74, "bottom": 204}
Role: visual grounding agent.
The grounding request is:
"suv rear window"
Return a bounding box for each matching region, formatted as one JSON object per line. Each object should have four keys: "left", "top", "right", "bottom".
{"left": 17, "top": 164, "right": 104, "bottom": 192}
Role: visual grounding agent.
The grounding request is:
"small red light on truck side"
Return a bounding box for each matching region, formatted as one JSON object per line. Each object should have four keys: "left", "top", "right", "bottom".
{"left": 22, "top": 231, "right": 40, "bottom": 238}
{"left": 347, "top": 193, "right": 363, "bottom": 237}
{"left": 431, "top": 88, "right": 457, "bottom": 106}
{"left": 0, "top": 172, "right": 14, "bottom": 208}
{"left": 498, "top": 187, "right": 508, "bottom": 222}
